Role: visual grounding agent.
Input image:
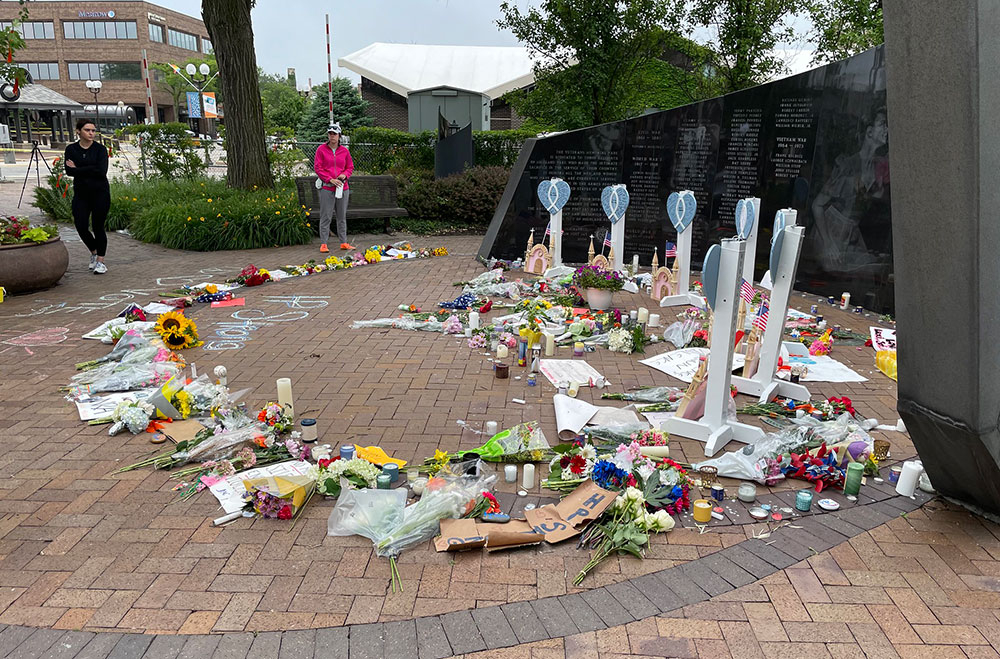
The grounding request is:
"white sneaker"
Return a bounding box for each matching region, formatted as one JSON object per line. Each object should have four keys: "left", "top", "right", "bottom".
{"left": 93, "top": 261, "right": 107, "bottom": 275}
{"left": 88, "top": 254, "right": 97, "bottom": 271}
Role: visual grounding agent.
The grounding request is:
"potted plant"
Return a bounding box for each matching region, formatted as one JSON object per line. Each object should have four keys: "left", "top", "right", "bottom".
{"left": 0, "top": 216, "right": 68, "bottom": 295}
{"left": 572, "top": 264, "right": 623, "bottom": 311}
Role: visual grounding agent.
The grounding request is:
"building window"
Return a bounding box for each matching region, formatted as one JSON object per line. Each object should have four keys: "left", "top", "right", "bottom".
{"left": 24, "top": 62, "right": 60, "bottom": 80}
{"left": 201, "top": 37, "right": 213, "bottom": 54}
{"left": 168, "top": 28, "right": 198, "bottom": 51}
{"left": 68, "top": 62, "right": 142, "bottom": 81}
{"left": 149, "top": 23, "right": 164, "bottom": 43}
{"left": 63, "top": 21, "right": 137, "bottom": 40}
{"left": 0, "top": 21, "right": 54, "bottom": 39}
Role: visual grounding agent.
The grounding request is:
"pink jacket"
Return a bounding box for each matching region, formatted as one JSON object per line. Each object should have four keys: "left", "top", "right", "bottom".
{"left": 314, "top": 142, "right": 354, "bottom": 191}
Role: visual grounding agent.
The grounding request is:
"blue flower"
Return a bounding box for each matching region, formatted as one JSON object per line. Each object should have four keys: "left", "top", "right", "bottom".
{"left": 591, "top": 459, "right": 629, "bottom": 490}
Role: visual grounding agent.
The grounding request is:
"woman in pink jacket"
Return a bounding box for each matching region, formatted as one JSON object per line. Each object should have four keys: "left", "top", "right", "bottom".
{"left": 313, "top": 122, "right": 355, "bottom": 252}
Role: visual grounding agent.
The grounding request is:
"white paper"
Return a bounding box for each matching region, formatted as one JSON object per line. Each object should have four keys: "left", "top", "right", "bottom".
{"left": 786, "top": 308, "right": 813, "bottom": 320}
{"left": 208, "top": 460, "right": 313, "bottom": 514}
{"left": 539, "top": 359, "right": 604, "bottom": 387}
{"left": 639, "top": 348, "right": 745, "bottom": 383}
{"left": 870, "top": 326, "right": 896, "bottom": 351}
{"left": 780, "top": 342, "right": 867, "bottom": 383}
{"left": 142, "top": 302, "right": 176, "bottom": 315}
{"left": 74, "top": 388, "right": 157, "bottom": 420}
{"left": 640, "top": 411, "right": 675, "bottom": 428}
{"left": 386, "top": 248, "right": 416, "bottom": 258}
{"left": 552, "top": 394, "right": 643, "bottom": 435}
{"left": 760, "top": 270, "right": 773, "bottom": 290}
{"left": 267, "top": 270, "right": 291, "bottom": 280}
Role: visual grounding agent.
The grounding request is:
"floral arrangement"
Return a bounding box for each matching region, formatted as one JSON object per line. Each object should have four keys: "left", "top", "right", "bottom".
{"left": 607, "top": 325, "right": 649, "bottom": 354}
{"left": 687, "top": 328, "right": 709, "bottom": 348}
{"left": 442, "top": 315, "right": 463, "bottom": 334}
{"left": 364, "top": 248, "right": 381, "bottom": 263}
{"left": 257, "top": 402, "right": 293, "bottom": 434}
{"left": 827, "top": 396, "right": 856, "bottom": 416}
{"left": 229, "top": 264, "right": 272, "bottom": 287}
{"left": 309, "top": 457, "right": 381, "bottom": 497}
{"left": 630, "top": 428, "right": 669, "bottom": 446}
{"left": 572, "top": 264, "right": 624, "bottom": 291}
{"left": 108, "top": 399, "right": 155, "bottom": 435}
{"left": 782, "top": 442, "right": 846, "bottom": 491}
{"left": 809, "top": 328, "right": 834, "bottom": 355}
{"left": 543, "top": 441, "right": 599, "bottom": 491}
{"left": 153, "top": 311, "right": 202, "bottom": 350}
{"left": 0, "top": 215, "right": 58, "bottom": 245}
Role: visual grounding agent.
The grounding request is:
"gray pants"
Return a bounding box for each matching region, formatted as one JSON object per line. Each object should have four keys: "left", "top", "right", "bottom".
{"left": 319, "top": 187, "right": 350, "bottom": 244}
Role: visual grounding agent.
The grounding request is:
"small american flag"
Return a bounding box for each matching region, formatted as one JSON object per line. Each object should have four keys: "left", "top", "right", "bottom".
{"left": 753, "top": 303, "right": 769, "bottom": 331}
{"left": 603, "top": 233, "right": 612, "bottom": 248}
{"left": 544, "top": 222, "right": 551, "bottom": 237}
{"left": 740, "top": 279, "right": 755, "bottom": 305}
{"left": 664, "top": 241, "right": 677, "bottom": 257}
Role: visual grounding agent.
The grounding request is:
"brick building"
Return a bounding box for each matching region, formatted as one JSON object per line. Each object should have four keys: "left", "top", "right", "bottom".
{"left": 338, "top": 43, "right": 533, "bottom": 133}
{"left": 0, "top": 1, "right": 212, "bottom": 125}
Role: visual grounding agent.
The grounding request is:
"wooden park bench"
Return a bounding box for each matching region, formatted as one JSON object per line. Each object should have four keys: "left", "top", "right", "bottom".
{"left": 294, "top": 175, "right": 407, "bottom": 234}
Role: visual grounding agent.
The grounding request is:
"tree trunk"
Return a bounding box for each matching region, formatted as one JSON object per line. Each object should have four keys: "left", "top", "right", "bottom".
{"left": 202, "top": 0, "right": 273, "bottom": 189}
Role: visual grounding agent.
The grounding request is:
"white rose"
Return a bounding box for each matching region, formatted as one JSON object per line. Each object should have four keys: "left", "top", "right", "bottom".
{"left": 625, "top": 486, "right": 644, "bottom": 503}
{"left": 652, "top": 509, "right": 675, "bottom": 532}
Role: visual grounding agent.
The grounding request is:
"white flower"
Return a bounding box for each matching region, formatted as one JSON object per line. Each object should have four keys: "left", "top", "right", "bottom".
{"left": 607, "top": 327, "right": 634, "bottom": 353}
{"left": 624, "top": 486, "right": 644, "bottom": 504}
{"left": 651, "top": 509, "right": 675, "bottom": 532}
{"left": 580, "top": 445, "right": 597, "bottom": 461}
{"left": 637, "top": 462, "right": 656, "bottom": 483}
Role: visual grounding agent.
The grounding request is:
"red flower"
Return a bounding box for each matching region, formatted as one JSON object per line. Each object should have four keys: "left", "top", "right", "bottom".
{"left": 479, "top": 299, "right": 493, "bottom": 313}
{"left": 568, "top": 455, "right": 587, "bottom": 476}
{"left": 318, "top": 458, "right": 332, "bottom": 469}
{"left": 277, "top": 505, "right": 293, "bottom": 520}
{"left": 626, "top": 474, "right": 637, "bottom": 488}
{"left": 560, "top": 455, "right": 571, "bottom": 468}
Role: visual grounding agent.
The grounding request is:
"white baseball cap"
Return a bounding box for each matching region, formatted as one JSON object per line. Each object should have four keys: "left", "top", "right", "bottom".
{"left": 327, "top": 123, "right": 342, "bottom": 134}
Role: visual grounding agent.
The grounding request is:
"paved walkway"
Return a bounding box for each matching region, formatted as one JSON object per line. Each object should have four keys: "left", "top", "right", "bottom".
{"left": 2, "top": 197, "right": 995, "bottom": 657}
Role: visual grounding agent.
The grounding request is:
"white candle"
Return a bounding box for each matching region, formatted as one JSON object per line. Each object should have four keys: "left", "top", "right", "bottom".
{"left": 632, "top": 254, "right": 639, "bottom": 271}
{"left": 504, "top": 464, "right": 517, "bottom": 483}
{"left": 276, "top": 378, "right": 294, "bottom": 418}
{"left": 465, "top": 327, "right": 473, "bottom": 337}
{"left": 648, "top": 313, "right": 660, "bottom": 327}
{"left": 468, "top": 311, "right": 480, "bottom": 330}
{"left": 895, "top": 460, "right": 923, "bottom": 497}
{"left": 629, "top": 310, "right": 638, "bottom": 322}
{"left": 486, "top": 421, "right": 499, "bottom": 435}
{"left": 637, "top": 307, "right": 649, "bottom": 323}
{"left": 497, "top": 344, "right": 509, "bottom": 359}
{"left": 544, "top": 333, "right": 555, "bottom": 356}
{"left": 521, "top": 463, "right": 535, "bottom": 489}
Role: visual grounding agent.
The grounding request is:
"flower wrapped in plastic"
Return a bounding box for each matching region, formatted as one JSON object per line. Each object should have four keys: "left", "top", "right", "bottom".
{"left": 68, "top": 361, "right": 182, "bottom": 395}
{"left": 351, "top": 317, "right": 447, "bottom": 332}
{"left": 75, "top": 332, "right": 155, "bottom": 370}
{"left": 441, "top": 421, "right": 550, "bottom": 463}
{"left": 108, "top": 399, "right": 155, "bottom": 435}
{"left": 171, "top": 423, "right": 270, "bottom": 466}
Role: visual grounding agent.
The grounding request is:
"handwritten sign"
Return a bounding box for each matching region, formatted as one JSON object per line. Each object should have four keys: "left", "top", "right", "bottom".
{"left": 211, "top": 298, "right": 245, "bottom": 308}
{"left": 434, "top": 518, "right": 486, "bottom": 552}
{"left": 523, "top": 480, "right": 616, "bottom": 543}
{"left": 870, "top": 326, "right": 896, "bottom": 352}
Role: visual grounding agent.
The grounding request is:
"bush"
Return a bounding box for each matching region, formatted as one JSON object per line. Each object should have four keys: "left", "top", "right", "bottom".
{"left": 398, "top": 165, "right": 509, "bottom": 226}
{"left": 129, "top": 182, "right": 311, "bottom": 251}
{"left": 33, "top": 156, "right": 73, "bottom": 222}
{"left": 124, "top": 122, "right": 208, "bottom": 180}
{"left": 473, "top": 129, "right": 536, "bottom": 167}
{"left": 344, "top": 127, "right": 533, "bottom": 173}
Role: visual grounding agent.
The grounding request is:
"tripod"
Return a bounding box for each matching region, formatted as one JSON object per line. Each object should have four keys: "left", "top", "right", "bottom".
{"left": 18, "top": 141, "right": 53, "bottom": 208}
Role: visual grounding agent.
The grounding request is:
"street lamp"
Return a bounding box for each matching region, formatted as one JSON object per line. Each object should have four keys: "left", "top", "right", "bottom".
{"left": 186, "top": 62, "right": 212, "bottom": 163}
{"left": 84, "top": 79, "right": 102, "bottom": 137}
{"left": 117, "top": 100, "right": 125, "bottom": 130}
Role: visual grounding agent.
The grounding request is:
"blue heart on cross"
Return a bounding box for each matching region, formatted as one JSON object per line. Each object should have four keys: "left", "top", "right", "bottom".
{"left": 601, "top": 184, "right": 629, "bottom": 224}
{"left": 735, "top": 198, "right": 756, "bottom": 240}
{"left": 702, "top": 244, "right": 721, "bottom": 311}
{"left": 536, "top": 178, "right": 571, "bottom": 214}
{"left": 666, "top": 190, "right": 696, "bottom": 233}
{"left": 772, "top": 209, "right": 788, "bottom": 244}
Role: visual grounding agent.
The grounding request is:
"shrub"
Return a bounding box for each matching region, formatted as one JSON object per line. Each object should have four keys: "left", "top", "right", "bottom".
{"left": 130, "top": 183, "right": 312, "bottom": 251}
{"left": 573, "top": 264, "right": 624, "bottom": 291}
{"left": 33, "top": 156, "right": 73, "bottom": 222}
{"left": 398, "top": 165, "right": 509, "bottom": 226}
{"left": 472, "top": 129, "right": 536, "bottom": 167}
{"left": 124, "top": 122, "right": 208, "bottom": 180}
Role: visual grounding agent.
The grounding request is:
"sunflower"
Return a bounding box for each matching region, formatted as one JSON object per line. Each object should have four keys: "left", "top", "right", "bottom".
{"left": 155, "top": 310, "right": 188, "bottom": 336}
{"left": 162, "top": 329, "right": 196, "bottom": 350}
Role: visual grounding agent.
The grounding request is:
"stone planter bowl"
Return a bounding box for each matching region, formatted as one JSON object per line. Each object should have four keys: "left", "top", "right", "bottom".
{"left": 0, "top": 237, "right": 69, "bottom": 294}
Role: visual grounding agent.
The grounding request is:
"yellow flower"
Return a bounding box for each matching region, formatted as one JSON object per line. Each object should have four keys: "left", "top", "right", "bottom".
{"left": 433, "top": 449, "right": 449, "bottom": 464}
{"left": 305, "top": 211, "right": 310, "bottom": 216}
{"left": 275, "top": 211, "right": 280, "bottom": 215}
{"left": 217, "top": 213, "right": 222, "bottom": 217}
{"left": 207, "top": 198, "right": 213, "bottom": 203}
{"left": 205, "top": 284, "right": 218, "bottom": 294}
{"left": 200, "top": 217, "right": 205, "bottom": 221}
{"left": 187, "top": 216, "right": 192, "bottom": 221}
{"left": 306, "top": 223, "right": 311, "bottom": 227}
{"left": 132, "top": 197, "right": 137, "bottom": 201}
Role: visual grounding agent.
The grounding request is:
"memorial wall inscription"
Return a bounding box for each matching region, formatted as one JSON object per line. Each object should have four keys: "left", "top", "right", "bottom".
{"left": 479, "top": 45, "right": 893, "bottom": 312}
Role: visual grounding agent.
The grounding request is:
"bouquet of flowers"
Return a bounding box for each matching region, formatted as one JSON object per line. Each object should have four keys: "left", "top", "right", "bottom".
{"left": 542, "top": 440, "right": 599, "bottom": 492}
{"left": 425, "top": 421, "right": 550, "bottom": 466}
{"left": 308, "top": 457, "right": 381, "bottom": 497}
{"left": 607, "top": 326, "right": 649, "bottom": 354}
{"left": 107, "top": 399, "right": 155, "bottom": 435}
{"left": 154, "top": 311, "right": 202, "bottom": 350}
{"left": 229, "top": 264, "right": 272, "bottom": 287}
{"left": 257, "top": 402, "right": 293, "bottom": 434}
{"left": 242, "top": 471, "right": 316, "bottom": 522}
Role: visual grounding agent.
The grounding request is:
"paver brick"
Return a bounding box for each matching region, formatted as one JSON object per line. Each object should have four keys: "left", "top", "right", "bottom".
{"left": 500, "top": 600, "right": 549, "bottom": 643}
{"left": 414, "top": 616, "right": 452, "bottom": 659}
{"left": 381, "top": 620, "right": 418, "bottom": 659}
{"left": 439, "top": 609, "right": 486, "bottom": 654}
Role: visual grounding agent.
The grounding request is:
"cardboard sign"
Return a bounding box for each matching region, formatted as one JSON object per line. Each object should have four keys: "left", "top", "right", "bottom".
{"left": 161, "top": 418, "right": 206, "bottom": 445}
{"left": 434, "top": 518, "right": 487, "bottom": 552}
{"left": 555, "top": 479, "right": 616, "bottom": 527}
{"left": 478, "top": 519, "right": 544, "bottom": 552}
{"left": 524, "top": 506, "right": 580, "bottom": 543}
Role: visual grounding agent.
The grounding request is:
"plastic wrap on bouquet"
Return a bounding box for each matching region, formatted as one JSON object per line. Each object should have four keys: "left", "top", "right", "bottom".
{"left": 327, "top": 488, "right": 408, "bottom": 539}
{"left": 68, "top": 361, "right": 182, "bottom": 395}
{"left": 662, "top": 319, "right": 702, "bottom": 348}
{"left": 466, "top": 421, "right": 550, "bottom": 462}
{"left": 172, "top": 423, "right": 270, "bottom": 465}
{"left": 351, "top": 317, "right": 447, "bottom": 332}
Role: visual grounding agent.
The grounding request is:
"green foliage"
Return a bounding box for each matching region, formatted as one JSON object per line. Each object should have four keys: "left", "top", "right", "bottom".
{"left": 33, "top": 156, "right": 73, "bottom": 222}
{"left": 0, "top": 1, "right": 30, "bottom": 92}
{"left": 807, "top": 0, "right": 883, "bottom": 64}
{"left": 259, "top": 70, "right": 307, "bottom": 134}
{"left": 397, "top": 166, "right": 509, "bottom": 227}
{"left": 150, "top": 55, "right": 219, "bottom": 121}
{"left": 267, "top": 141, "right": 309, "bottom": 187}
{"left": 122, "top": 179, "right": 311, "bottom": 251}
{"left": 0, "top": 215, "right": 57, "bottom": 245}
{"left": 348, "top": 127, "right": 435, "bottom": 173}
{"left": 473, "top": 129, "right": 537, "bottom": 168}
{"left": 296, "top": 79, "right": 373, "bottom": 143}
{"left": 125, "top": 123, "right": 207, "bottom": 180}
{"left": 687, "top": 0, "right": 801, "bottom": 93}
{"left": 498, "top": 0, "right": 686, "bottom": 129}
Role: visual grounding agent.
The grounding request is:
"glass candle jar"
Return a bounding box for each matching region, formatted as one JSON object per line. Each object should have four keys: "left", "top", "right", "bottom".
{"left": 300, "top": 418, "right": 317, "bottom": 443}
{"left": 737, "top": 482, "right": 756, "bottom": 503}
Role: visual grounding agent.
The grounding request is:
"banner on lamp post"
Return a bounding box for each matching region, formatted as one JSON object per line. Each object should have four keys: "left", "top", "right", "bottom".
{"left": 202, "top": 92, "right": 217, "bottom": 118}
{"left": 186, "top": 91, "right": 201, "bottom": 118}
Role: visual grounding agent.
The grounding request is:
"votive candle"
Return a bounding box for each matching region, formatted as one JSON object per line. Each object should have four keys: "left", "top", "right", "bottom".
{"left": 637, "top": 307, "right": 649, "bottom": 323}
{"left": 497, "top": 344, "right": 509, "bottom": 359}
{"left": 521, "top": 464, "right": 535, "bottom": 489}
{"left": 648, "top": 313, "right": 660, "bottom": 327}
{"left": 504, "top": 464, "right": 517, "bottom": 482}
{"left": 486, "top": 421, "right": 499, "bottom": 435}
{"left": 276, "top": 378, "right": 294, "bottom": 418}
{"left": 544, "top": 333, "right": 555, "bottom": 356}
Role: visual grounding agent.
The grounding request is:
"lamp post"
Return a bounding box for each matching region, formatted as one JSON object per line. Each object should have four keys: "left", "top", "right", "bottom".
{"left": 84, "top": 79, "right": 102, "bottom": 138}
{"left": 117, "top": 100, "right": 125, "bottom": 130}
{"left": 186, "top": 62, "right": 212, "bottom": 163}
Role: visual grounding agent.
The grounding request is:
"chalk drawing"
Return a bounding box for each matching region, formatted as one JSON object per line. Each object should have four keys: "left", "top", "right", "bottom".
{"left": 201, "top": 295, "right": 330, "bottom": 351}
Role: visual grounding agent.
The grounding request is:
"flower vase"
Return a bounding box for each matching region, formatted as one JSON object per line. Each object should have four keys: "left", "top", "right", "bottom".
{"left": 586, "top": 288, "right": 613, "bottom": 311}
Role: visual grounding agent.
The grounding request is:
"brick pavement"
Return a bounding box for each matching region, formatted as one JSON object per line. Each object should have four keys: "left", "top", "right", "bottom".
{"left": 3, "top": 191, "right": 993, "bottom": 657}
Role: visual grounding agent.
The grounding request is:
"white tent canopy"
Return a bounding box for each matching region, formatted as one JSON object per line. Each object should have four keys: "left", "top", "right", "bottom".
{"left": 338, "top": 43, "right": 535, "bottom": 100}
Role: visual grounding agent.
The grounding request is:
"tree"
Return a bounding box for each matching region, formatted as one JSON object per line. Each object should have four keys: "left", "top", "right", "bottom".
{"left": 0, "top": 1, "right": 30, "bottom": 101}
{"left": 259, "top": 70, "right": 306, "bottom": 137}
{"left": 150, "top": 55, "right": 218, "bottom": 123}
{"left": 807, "top": 0, "right": 883, "bottom": 64}
{"left": 202, "top": 0, "right": 272, "bottom": 189}
{"left": 497, "top": 0, "right": 685, "bottom": 130}
{"left": 686, "top": 0, "right": 803, "bottom": 93}
{"left": 296, "top": 79, "right": 372, "bottom": 143}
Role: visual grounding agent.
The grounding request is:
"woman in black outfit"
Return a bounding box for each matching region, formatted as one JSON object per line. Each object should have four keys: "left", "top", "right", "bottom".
{"left": 64, "top": 119, "right": 111, "bottom": 274}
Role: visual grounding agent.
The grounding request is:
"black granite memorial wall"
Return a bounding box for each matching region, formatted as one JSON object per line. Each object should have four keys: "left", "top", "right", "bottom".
{"left": 478, "top": 46, "right": 893, "bottom": 312}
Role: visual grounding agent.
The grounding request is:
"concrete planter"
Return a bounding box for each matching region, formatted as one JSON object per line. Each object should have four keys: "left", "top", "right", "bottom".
{"left": 0, "top": 237, "right": 69, "bottom": 294}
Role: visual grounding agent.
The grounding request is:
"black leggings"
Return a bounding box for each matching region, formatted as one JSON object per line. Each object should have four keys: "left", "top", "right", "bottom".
{"left": 72, "top": 188, "right": 110, "bottom": 257}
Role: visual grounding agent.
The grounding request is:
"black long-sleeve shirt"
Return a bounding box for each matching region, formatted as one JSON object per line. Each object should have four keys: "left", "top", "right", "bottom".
{"left": 63, "top": 141, "right": 110, "bottom": 192}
